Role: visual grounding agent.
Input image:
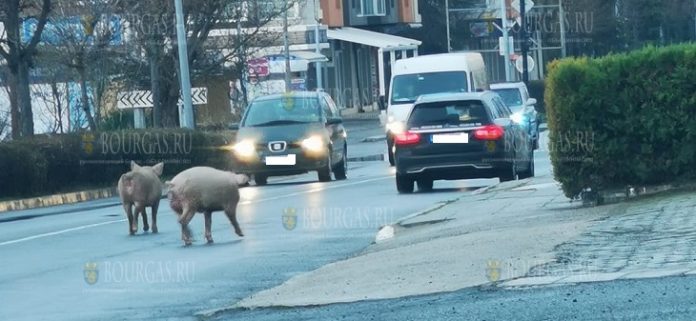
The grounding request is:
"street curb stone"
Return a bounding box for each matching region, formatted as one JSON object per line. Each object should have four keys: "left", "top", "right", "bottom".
{"left": 0, "top": 187, "right": 118, "bottom": 213}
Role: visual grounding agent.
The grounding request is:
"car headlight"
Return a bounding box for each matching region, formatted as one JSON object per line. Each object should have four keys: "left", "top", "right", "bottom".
{"left": 510, "top": 112, "right": 526, "bottom": 125}
{"left": 232, "top": 140, "right": 256, "bottom": 158}
{"left": 301, "top": 135, "right": 325, "bottom": 152}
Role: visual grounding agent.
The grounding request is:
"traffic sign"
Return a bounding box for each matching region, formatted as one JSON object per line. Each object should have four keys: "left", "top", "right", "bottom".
{"left": 511, "top": 0, "right": 534, "bottom": 15}
{"left": 117, "top": 87, "right": 207, "bottom": 109}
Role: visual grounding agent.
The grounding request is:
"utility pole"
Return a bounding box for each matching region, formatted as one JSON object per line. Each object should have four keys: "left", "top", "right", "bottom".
{"left": 314, "top": 0, "right": 323, "bottom": 90}
{"left": 283, "top": 0, "right": 292, "bottom": 92}
{"left": 521, "top": 0, "right": 529, "bottom": 83}
{"left": 559, "top": 0, "right": 566, "bottom": 57}
{"left": 501, "top": 0, "right": 512, "bottom": 81}
{"left": 445, "top": 0, "right": 451, "bottom": 52}
{"left": 174, "top": 0, "right": 194, "bottom": 128}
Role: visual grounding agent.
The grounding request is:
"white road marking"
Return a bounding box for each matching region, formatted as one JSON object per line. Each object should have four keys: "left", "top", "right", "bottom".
{"left": 0, "top": 219, "right": 126, "bottom": 246}
{"left": 0, "top": 175, "right": 394, "bottom": 246}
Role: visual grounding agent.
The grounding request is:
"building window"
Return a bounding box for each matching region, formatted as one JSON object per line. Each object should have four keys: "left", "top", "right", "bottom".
{"left": 360, "top": 0, "right": 386, "bottom": 16}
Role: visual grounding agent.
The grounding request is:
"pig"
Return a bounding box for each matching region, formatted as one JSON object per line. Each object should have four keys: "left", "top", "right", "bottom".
{"left": 117, "top": 161, "right": 164, "bottom": 235}
{"left": 166, "top": 167, "right": 244, "bottom": 246}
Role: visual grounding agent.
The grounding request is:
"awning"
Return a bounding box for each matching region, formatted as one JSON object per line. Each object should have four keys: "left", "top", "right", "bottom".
{"left": 290, "top": 50, "right": 328, "bottom": 63}
{"left": 327, "top": 27, "right": 421, "bottom": 51}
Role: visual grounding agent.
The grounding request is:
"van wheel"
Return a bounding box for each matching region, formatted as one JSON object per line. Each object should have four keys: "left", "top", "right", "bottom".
{"left": 417, "top": 179, "right": 434, "bottom": 192}
{"left": 318, "top": 153, "right": 332, "bottom": 182}
{"left": 333, "top": 146, "right": 348, "bottom": 180}
{"left": 387, "top": 139, "right": 395, "bottom": 166}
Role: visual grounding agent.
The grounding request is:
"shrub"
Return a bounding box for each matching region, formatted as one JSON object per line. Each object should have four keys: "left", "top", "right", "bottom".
{"left": 0, "top": 129, "right": 236, "bottom": 198}
{"left": 545, "top": 44, "right": 696, "bottom": 198}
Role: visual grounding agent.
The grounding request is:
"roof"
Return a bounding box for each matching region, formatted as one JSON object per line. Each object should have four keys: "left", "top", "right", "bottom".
{"left": 415, "top": 92, "right": 492, "bottom": 105}
{"left": 392, "top": 52, "right": 485, "bottom": 74}
{"left": 327, "top": 27, "right": 421, "bottom": 51}
{"left": 490, "top": 82, "right": 527, "bottom": 90}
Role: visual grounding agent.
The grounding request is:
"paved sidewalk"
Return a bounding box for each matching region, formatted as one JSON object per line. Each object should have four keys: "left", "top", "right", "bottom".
{"left": 216, "top": 172, "right": 696, "bottom": 311}
{"left": 227, "top": 173, "right": 604, "bottom": 309}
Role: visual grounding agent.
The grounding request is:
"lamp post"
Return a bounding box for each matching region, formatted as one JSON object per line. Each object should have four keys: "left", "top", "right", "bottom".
{"left": 174, "top": 0, "right": 194, "bottom": 128}
{"left": 283, "top": 0, "right": 292, "bottom": 92}
{"left": 314, "top": 0, "right": 323, "bottom": 90}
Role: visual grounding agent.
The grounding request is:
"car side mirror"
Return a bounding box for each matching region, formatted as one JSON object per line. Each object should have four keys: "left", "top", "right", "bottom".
{"left": 527, "top": 98, "right": 537, "bottom": 106}
{"left": 326, "top": 117, "right": 342, "bottom": 125}
{"left": 493, "top": 118, "right": 512, "bottom": 127}
{"left": 378, "top": 96, "right": 386, "bottom": 110}
{"left": 229, "top": 123, "right": 240, "bottom": 130}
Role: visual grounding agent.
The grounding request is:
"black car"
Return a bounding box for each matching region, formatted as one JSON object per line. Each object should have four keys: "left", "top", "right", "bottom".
{"left": 230, "top": 92, "right": 348, "bottom": 186}
{"left": 394, "top": 92, "right": 534, "bottom": 193}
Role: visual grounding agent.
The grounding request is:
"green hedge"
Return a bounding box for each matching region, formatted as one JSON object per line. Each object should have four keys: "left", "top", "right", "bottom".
{"left": 545, "top": 44, "right": 696, "bottom": 198}
{"left": 0, "top": 129, "right": 236, "bottom": 198}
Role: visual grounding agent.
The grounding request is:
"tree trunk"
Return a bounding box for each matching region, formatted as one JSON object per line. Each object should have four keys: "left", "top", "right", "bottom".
{"left": 51, "top": 81, "right": 64, "bottom": 134}
{"left": 79, "top": 68, "right": 98, "bottom": 131}
{"left": 17, "top": 59, "right": 34, "bottom": 136}
{"left": 148, "top": 44, "right": 162, "bottom": 128}
{"left": 160, "top": 57, "right": 181, "bottom": 128}
{"left": 8, "top": 73, "right": 21, "bottom": 139}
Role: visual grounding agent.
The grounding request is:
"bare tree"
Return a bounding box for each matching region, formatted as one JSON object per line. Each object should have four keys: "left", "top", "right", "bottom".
{"left": 0, "top": 0, "right": 52, "bottom": 138}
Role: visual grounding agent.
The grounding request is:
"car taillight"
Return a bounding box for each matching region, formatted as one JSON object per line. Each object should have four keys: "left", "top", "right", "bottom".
{"left": 474, "top": 125, "right": 504, "bottom": 140}
{"left": 394, "top": 131, "right": 421, "bottom": 146}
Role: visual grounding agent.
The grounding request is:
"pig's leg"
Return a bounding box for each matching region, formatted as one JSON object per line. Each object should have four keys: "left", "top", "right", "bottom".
{"left": 124, "top": 203, "right": 135, "bottom": 235}
{"left": 204, "top": 211, "right": 213, "bottom": 244}
{"left": 151, "top": 200, "right": 159, "bottom": 234}
{"left": 179, "top": 206, "right": 195, "bottom": 246}
{"left": 224, "top": 207, "right": 244, "bottom": 237}
{"left": 133, "top": 203, "right": 150, "bottom": 232}
{"left": 140, "top": 205, "right": 149, "bottom": 232}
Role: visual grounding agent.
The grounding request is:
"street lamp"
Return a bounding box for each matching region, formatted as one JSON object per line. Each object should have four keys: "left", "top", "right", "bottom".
{"left": 314, "top": 0, "right": 323, "bottom": 90}
{"left": 174, "top": 0, "right": 194, "bottom": 128}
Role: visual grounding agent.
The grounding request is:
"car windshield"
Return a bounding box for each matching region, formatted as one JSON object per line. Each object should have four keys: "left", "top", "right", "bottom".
{"left": 493, "top": 88, "right": 523, "bottom": 107}
{"left": 391, "top": 71, "right": 469, "bottom": 105}
{"left": 408, "top": 100, "right": 490, "bottom": 128}
{"left": 242, "top": 97, "right": 321, "bottom": 127}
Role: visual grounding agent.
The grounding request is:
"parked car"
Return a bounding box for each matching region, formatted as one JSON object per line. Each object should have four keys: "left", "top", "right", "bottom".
{"left": 383, "top": 52, "right": 489, "bottom": 166}
{"left": 490, "top": 82, "right": 540, "bottom": 149}
{"left": 393, "top": 92, "right": 534, "bottom": 193}
{"left": 230, "top": 92, "right": 348, "bottom": 186}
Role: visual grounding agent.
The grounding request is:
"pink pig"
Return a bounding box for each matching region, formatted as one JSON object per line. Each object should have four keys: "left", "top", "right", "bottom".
{"left": 166, "top": 167, "right": 245, "bottom": 246}
{"left": 118, "top": 161, "right": 164, "bottom": 235}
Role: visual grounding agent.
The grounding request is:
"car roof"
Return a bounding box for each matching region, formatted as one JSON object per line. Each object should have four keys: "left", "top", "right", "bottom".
{"left": 490, "top": 82, "right": 526, "bottom": 90}
{"left": 252, "top": 91, "right": 322, "bottom": 101}
{"left": 414, "top": 91, "right": 495, "bottom": 105}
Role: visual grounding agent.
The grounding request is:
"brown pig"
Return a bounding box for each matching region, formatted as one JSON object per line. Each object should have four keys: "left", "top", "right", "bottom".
{"left": 166, "top": 167, "right": 244, "bottom": 246}
{"left": 118, "top": 161, "right": 164, "bottom": 235}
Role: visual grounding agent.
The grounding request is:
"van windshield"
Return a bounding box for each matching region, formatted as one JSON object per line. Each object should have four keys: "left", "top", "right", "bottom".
{"left": 390, "top": 71, "right": 469, "bottom": 105}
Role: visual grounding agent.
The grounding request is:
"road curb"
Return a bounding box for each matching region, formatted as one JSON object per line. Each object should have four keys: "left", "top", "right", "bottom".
{"left": 0, "top": 187, "right": 118, "bottom": 213}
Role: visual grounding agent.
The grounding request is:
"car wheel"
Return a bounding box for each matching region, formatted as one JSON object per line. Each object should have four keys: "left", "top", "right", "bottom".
{"left": 318, "top": 153, "right": 332, "bottom": 182}
{"left": 254, "top": 174, "right": 268, "bottom": 186}
{"left": 396, "top": 174, "right": 414, "bottom": 194}
{"left": 333, "top": 146, "right": 348, "bottom": 180}
{"left": 416, "top": 179, "right": 434, "bottom": 192}
{"left": 498, "top": 157, "right": 517, "bottom": 182}
{"left": 387, "top": 138, "right": 395, "bottom": 166}
{"left": 518, "top": 150, "right": 535, "bottom": 179}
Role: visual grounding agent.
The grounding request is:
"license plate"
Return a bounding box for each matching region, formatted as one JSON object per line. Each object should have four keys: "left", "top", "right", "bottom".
{"left": 265, "top": 154, "right": 296, "bottom": 165}
{"left": 432, "top": 133, "right": 469, "bottom": 144}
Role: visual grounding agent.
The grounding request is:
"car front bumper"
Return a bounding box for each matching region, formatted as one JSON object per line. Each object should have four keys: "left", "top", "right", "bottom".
{"left": 232, "top": 147, "right": 329, "bottom": 177}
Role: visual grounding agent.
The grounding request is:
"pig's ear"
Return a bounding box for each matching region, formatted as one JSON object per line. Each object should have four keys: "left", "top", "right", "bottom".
{"left": 130, "top": 161, "right": 141, "bottom": 171}
{"left": 152, "top": 162, "right": 164, "bottom": 176}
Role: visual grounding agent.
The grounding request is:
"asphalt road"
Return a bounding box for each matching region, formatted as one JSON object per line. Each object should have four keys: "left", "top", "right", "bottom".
{"left": 214, "top": 275, "right": 696, "bottom": 321}
{"left": 0, "top": 120, "right": 514, "bottom": 321}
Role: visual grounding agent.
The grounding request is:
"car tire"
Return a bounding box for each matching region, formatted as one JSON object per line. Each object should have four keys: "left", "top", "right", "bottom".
{"left": 498, "top": 158, "right": 517, "bottom": 182}
{"left": 333, "top": 146, "right": 348, "bottom": 180}
{"left": 318, "top": 153, "right": 332, "bottom": 182}
{"left": 416, "top": 179, "right": 434, "bottom": 192}
{"left": 518, "top": 150, "right": 535, "bottom": 179}
{"left": 254, "top": 174, "right": 268, "bottom": 186}
{"left": 396, "top": 174, "right": 414, "bottom": 194}
{"left": 387, "top": 138, "right": 395, "bottom": 166}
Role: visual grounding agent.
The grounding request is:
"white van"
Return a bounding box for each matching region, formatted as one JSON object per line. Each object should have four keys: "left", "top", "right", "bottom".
{"left": 383, "top": 52, "right": 489, "bottom": 165}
